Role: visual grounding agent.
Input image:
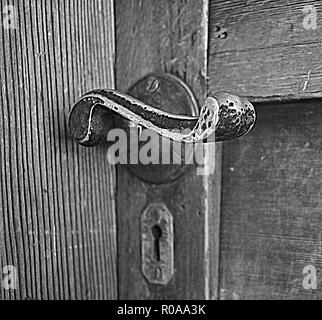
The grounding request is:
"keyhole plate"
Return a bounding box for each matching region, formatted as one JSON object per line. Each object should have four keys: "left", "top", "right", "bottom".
{"left": 152, "top": 225, "right": 162, "bottom": 261}
{"left": 141, "top": 203, "right": 174, "bottom": 285}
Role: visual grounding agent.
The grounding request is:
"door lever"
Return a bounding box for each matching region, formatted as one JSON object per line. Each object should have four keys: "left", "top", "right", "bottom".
{"left": 68, "top": 73, "right": 256, "bottom": 184}
{"left": 68, "top": 73, "right": 256, "bottom": 147}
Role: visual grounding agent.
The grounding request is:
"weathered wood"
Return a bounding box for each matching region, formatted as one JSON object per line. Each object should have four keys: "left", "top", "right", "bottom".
{"left": 0, "top": 0, "right": 117, "bottom": 300}
{"left": 209, "top": 0, "right": 322, "bottom": 102}
{"left": 220, "top": 100, "right": 322, "bottom": 300}
{"left": 115, "top": 0, "right": 221, "bottom": 300}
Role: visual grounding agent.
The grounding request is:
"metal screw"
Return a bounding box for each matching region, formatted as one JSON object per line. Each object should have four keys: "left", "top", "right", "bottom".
{"left": 146, "top": 77, "right": 159, "bottom": 93}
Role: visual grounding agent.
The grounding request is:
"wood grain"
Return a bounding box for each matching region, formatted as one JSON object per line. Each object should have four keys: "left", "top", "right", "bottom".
{"left": 209, "top": 0, "right": 322, "bottom": 102}
{"left": 115, "top": 0, "right": 222, "bottom": 300}
{"left": 0, "top": 0, "right": 117, "bottom": 300}
{"left": 220, "top": 100, "right": 322, "bottom": 300}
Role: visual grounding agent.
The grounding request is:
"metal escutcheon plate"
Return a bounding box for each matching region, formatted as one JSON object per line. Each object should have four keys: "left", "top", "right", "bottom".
{"left": 125, "top": 73, "right": 199, "bottom": 185}
{"left": 141, "top": 203, "right": 174, "bottom": 286}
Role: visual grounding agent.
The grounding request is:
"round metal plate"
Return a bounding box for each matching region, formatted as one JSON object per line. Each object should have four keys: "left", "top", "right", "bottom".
{"left": 124, "top": 73, "right": 199, "bottom": 185}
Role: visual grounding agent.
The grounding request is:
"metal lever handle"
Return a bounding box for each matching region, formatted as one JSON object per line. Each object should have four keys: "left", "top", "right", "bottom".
{"left": 69, "top": 75, "right": 256, "bottom": 147}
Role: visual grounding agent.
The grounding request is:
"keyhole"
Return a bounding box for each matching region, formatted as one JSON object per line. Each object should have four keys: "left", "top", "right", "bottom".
{"left": 152, "top": 225, "right": 163, "bottom": 262}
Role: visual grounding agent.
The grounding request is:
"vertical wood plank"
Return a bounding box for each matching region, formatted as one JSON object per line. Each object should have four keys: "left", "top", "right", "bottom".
{"left": 220, "top": 101, "right": 322, "bottom": 300}
{"left": 115, "top": 0, "right": 221, "bottom": 300}
{"left": 0, "top": 0, "right": 117, "bottom": 300}
{"left": 209, "top": 0, "right": 322, "bottom": 101}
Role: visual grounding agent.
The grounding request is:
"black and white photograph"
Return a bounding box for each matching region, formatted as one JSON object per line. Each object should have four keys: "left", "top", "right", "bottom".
{"left": 0, "top": 0, "right": 321, "bottom": 305}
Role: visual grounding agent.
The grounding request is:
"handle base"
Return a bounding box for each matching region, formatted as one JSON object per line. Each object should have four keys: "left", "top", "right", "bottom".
{"left": 125, "top": 73, "right": 199, "bottom": 185}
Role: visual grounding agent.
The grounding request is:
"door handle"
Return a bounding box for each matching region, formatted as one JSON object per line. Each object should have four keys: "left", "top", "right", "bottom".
{"left": 68, "top": 73, "right": 256, "bottom": 147}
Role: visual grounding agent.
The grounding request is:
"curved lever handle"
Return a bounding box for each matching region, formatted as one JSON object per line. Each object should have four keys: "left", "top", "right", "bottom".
{"left": 69, "top": 89, "right": 256, "bottom": 147}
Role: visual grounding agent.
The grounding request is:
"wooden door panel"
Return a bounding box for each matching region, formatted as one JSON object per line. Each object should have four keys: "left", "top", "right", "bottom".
{"left": 0, "top": 0, "right": 116, "bottom": 300}
{"left": 115, "top": 0, "right": 221, "bottom": 300}
{"left": 209, "top": 0, "right": 322, "bottom": 101}
{"left": 209, "top": 0, "right": 322, "bottom": 299}
{"left": 220, "top": 101, "right": 322, "bottom": 299}
{"left": 2, "top": 0, "right": 319, "bottom": 301}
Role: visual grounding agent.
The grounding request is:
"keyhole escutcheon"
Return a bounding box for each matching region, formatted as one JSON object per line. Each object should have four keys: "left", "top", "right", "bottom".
{"left": 142, "top": 203, "right": 174, "bottom": 285}
{"left": 152, "top": 225, "right": 163, "bottom": 262}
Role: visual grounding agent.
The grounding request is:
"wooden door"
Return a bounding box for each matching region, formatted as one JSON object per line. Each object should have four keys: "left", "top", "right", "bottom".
{"left": 210, "top": 0, "right": 322, "bottom": 299}
{"left": 1, "top": 0, "right": 321, "bottom": 301}
{"left": 0, "top": 0, "right": 217, "bottom": 300}
{"left": 115, "top": 0, "right": 220, "bottom": 300}
{"left": 0, "top": 0, "right": 117, "bottom": 300}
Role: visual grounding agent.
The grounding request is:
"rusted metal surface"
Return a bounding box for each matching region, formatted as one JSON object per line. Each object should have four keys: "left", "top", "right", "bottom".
{"left": 68, "top": 73, "right": 256, "bottom": 184}
{"left": 126, "top": 73, "right": 199, "bottom": 184}
{"left": 68, "top": 73, "right": 256, "bottom": 147}
{"left": 141, "top": 204, "right": 174, "bottom": 286}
